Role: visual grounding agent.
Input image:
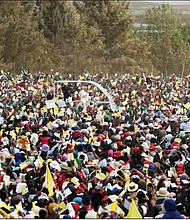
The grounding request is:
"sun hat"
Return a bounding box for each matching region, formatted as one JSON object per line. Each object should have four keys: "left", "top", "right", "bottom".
{"left": 50, "top": 161, "right": 61, "bottom": 171}
{"left": 85, "top": 210, "right": 97, "bottom": 219}
{"left": 127, "top": 182, "right": 138, "bottom": 192}
{"left": 110, "top": 161, "right": 123, "bottom": 170}
{"left": 153, "top": 122, "right": 161, "bottom": 129}
{"left": 168, "top": 115, "right": 175, "bottom": 122}
{"left": 114, "top": 134, "right": 121, "bottom": 141}
{"left": 181, "top": 115, "right": 189, "bottom": 122}
{"left": 157, "top": 187, "right": 169, "bottom": 197}
{"left": 60, "top": 162, "right": 68, "bottom": 170}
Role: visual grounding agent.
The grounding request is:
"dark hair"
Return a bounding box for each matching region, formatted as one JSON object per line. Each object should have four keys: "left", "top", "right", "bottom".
{"left": 41, "top": 187, "right": 49, "bottom": 195}
{"left": 31, "top": 126, "right": 37, "bottom": 133}
{"left": 79, "top": 207, "right": 88, "bottom": 219}
{"left": 39, "top": 208, "right": 48, "bottom": 218}
{"left": 82, "top": 196, "right": 90, "bottom": 205}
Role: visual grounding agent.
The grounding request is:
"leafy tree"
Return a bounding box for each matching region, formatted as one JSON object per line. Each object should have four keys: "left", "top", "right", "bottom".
{"left": 0, "top": 0, "right": 63, "bottom": 73}
{"left": 40, "top": 0, "right": 104, "bottom": 73}
{"left": 74, "top": 1, "right": 143, "bottom": 74}
{"left": 138, "top": 4, "right": 190, "bottom": 75}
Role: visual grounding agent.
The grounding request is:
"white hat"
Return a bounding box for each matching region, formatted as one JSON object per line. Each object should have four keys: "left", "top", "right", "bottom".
{"left": 148, "top": 105, "right": 155, "bottom": 111}
{"left": 60, "top": 162, "right": 68, "bottom": 170}
{"left": 153, "top": 122, "right": 161, "bottom": 129}
{"left": 85, "top": 210, "right": 97, "bottom": 218}
{"left": 141, "top": 142, "right": 149, "bottom": 151}
{"left": 127, "top": 182, "right": 138, "bottom": 192}
{"left": 50, "top": 161, "right": 61, "bottom": 171}
{"left": 181, "top": 115, "right": 189, "bottom": 122}
{"left": 114, "top": 134, "right": 121, "bottom": 141}
{"left": 93, "top": 142, "right": 100, "bottom": 147}
{"left": 156, "top": 187, "right": 169, "bottom": 197}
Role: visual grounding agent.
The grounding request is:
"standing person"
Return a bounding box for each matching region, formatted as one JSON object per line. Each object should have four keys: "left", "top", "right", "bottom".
{"left": 30, "top": 126, "right": 39, "bottom": 151}
{"left": 62, "top": 84, "right": 72, "bottom": 102}
{"left": 46, "top": 89, "right": 54, "bottom": 100}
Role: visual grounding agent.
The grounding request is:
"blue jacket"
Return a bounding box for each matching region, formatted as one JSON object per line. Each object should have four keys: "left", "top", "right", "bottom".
{"left": 162, "top": 199, "right": 183, "bottom": 219}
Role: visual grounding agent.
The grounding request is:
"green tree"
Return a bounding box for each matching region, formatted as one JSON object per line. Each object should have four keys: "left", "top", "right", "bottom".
{"left": 74, "top": 1, "right": 142, "bottom": 74}
{"left": 0, "top": 0, "right": 63, "bottom": 73}
{"left": 40, "top": 0, "right": 104, "bottom": 74}
{"left": 138, "top": 4, "right": 190, "bottom": 75}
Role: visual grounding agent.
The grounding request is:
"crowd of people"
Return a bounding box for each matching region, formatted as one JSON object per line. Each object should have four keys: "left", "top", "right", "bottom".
{"left": 0, "top": 70, "right": 189, "bottom": 218}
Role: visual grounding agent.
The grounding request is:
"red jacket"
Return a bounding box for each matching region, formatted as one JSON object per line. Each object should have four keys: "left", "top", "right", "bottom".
{"left": 57, "top": 172, "right": 67, "bottom": 189}
{"left": 39, "top": 135, "right": 51, "bottom": 146}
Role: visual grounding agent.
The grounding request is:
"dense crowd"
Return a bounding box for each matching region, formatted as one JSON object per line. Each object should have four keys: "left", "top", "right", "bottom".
{"left": 0, "top": 70, "right": 189, "bottom": 218}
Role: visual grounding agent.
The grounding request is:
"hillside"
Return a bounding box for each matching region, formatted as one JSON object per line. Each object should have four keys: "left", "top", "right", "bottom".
{"left": 129, "top": 1, "right": 190, "bottom": 23}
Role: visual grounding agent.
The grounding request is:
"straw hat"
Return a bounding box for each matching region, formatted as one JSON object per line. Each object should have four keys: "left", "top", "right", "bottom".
{"left": 153, "top": 122, "right": 161, "bottom": 129}
{"left": 157, "top": 187, "right": 169, "bottom": 197}
{"left": 181, "top": 115, "right": 189, "bottom": 122}
{"left": 60, "top": 162, "right": 68, "bottom": 170}
{"left": 127, "top": 182, "right": 138, "bottom": 192}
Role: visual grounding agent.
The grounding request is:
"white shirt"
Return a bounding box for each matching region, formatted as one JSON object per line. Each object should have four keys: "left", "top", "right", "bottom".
{"left": 30, "top": 133, "right": 39, "bottom": 146}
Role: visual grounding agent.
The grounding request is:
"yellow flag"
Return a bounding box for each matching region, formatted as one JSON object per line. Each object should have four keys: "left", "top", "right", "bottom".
{"left": 44, "top": 81, "right": 49, "bottom": 86}
{"left": 21, "top": 184, "right": 27, "bottom": 196}
{"left": 134, "top": 125, "right": 138, "bottom": 133}
{"left": 10, "top": 130, "right": 16, "bottom": 140}
{"left": 74, "top": 159, "right": 79, "bottom": 169}
{"left": 132, "top": 90, "right": 137, "bottom": 96}
{"left": 16, "top": 127, "right": 20, "bottom": 133}
{"left": 22, "top": 106, "right": 26, "bottom": 112}
{"left": 69, "top": 119, "right": 75, "bottom": 125}
{"left": 1, "top": 201, "right": 12, "bottom": 211}
{"left": 71, "top": 177, "right": 80, "bottom": 187}
{"left": 96, "top": 173, "right": 106, "bottom": 180}
{"left": 184, "top": 104, "right": 190, "bottom": 109}
{"left": 114, "top": 112, "right": 120, "bottom": 117}
{"left": 92, "top": 137, "right": 97, "bottom": 142}
{"left": 72, "top": 140, "right": 76, "bottom": 147}
{"left": 20, "top": 162, "right": 28, "bottom": 170}
{"left": 138, "top": 79, "right": 142, "bottom": 85}
{"left": 89, "top": 137, "right": 93, "bottom": 143}
{"left": 39, "top": 156, "right": 44, "bottom": 164}
{"left": 26, "top": 144, "right": 30, "bottom": 152}
{"left": 68, "top": 153, "right": 74, "bottom": 161}
{"left": 146, "top": 177, "right": 151, "bottom": 186}
{"left": 54, "top": 106, "right": 59, "bottom": 115}
{"left": 126, "top": 199, "right": 142, "bottom": 218}
{"left": 43, "top": 164, "right": 55, "bottom": 196}
{"left": 109, "top": 201, "right": 118, "bottom": 212}
{"left": 16, "top": 202, "right": 24, "bottom": 212}
{"left": 11, "top": 115, "right": 15, "bottom": 121}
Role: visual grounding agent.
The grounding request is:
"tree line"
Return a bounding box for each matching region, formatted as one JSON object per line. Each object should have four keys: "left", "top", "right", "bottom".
{"left": 0, "top": 0, "right": 190, "bottom": 76}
